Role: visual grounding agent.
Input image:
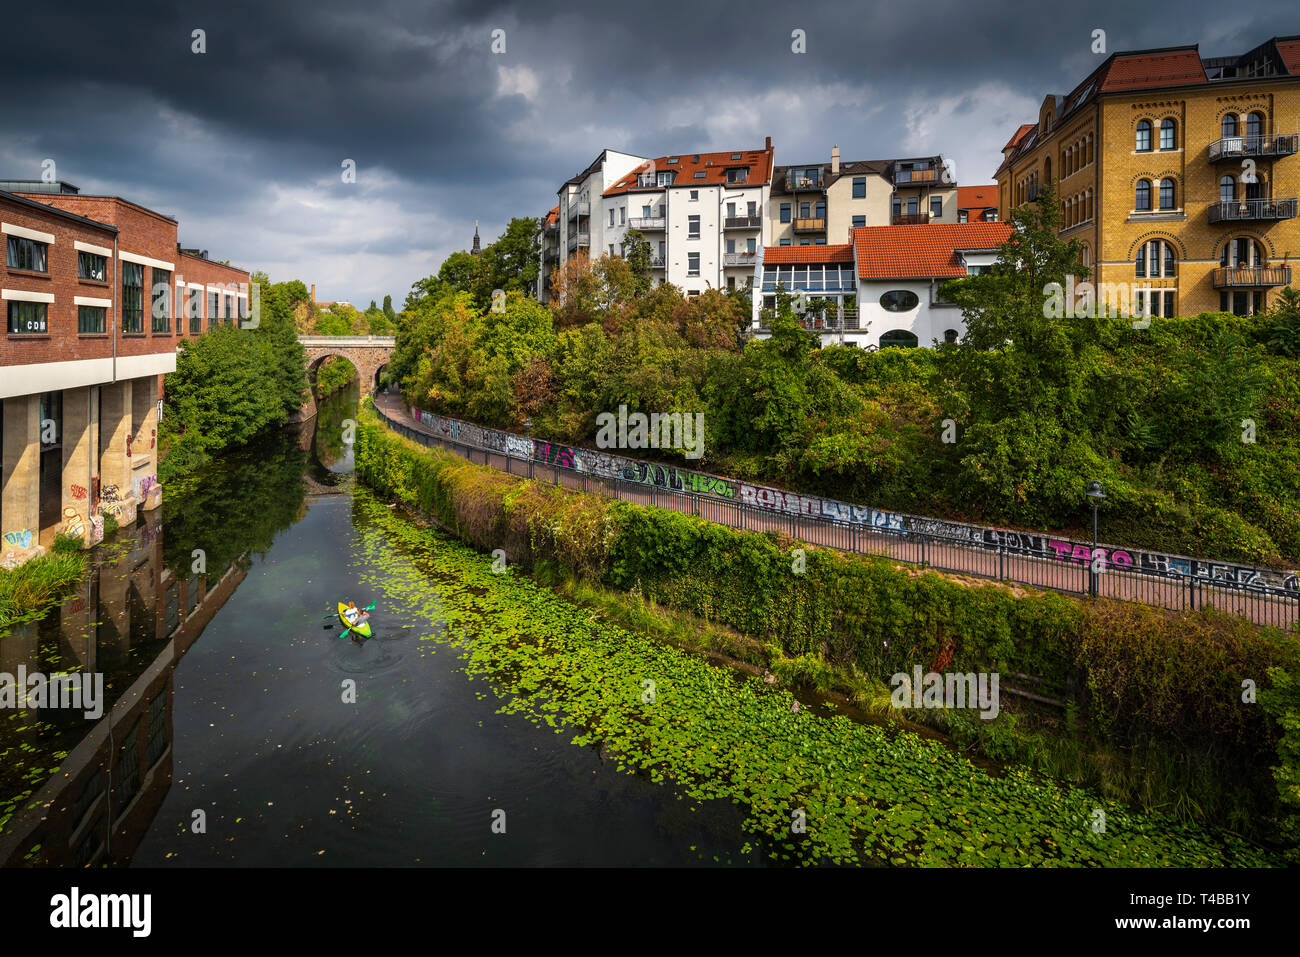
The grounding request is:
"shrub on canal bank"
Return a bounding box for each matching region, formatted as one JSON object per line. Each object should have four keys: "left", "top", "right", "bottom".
{"left": 354, "top": 407, "right": 1300, "bottom": 850}
{"left": 0, "top": 552, "right": 87, "bottom": 634}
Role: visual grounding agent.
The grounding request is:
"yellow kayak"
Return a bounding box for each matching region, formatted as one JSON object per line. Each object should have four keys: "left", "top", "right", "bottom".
{"left": 338, "top": 601, "right": 372, "bottom": 638}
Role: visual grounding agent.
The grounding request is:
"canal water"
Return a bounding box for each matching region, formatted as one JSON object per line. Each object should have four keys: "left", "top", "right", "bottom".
{"left": 0, "top": 381, "right": 757, "bottom": 867}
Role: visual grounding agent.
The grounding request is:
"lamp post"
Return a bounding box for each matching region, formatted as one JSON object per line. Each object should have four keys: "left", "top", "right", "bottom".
{"left": 1086, "top": 480, "right": 1105, "bottom": 597}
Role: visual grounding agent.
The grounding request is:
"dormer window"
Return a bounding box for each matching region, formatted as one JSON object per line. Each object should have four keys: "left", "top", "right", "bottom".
{"left": 726, "top": 168, "right": 748, "bottom": 184}
{"left": 657, "top": 171, "right": 676, "bottom": 187}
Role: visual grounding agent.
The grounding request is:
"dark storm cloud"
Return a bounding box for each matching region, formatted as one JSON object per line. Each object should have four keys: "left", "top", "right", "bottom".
{"left": 2, "top": 0, "right": 1296, "bottom": 303}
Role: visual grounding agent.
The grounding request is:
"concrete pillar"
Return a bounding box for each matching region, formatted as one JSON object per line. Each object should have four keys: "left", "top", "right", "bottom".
{"left": 98, "top": 380, "right": 137, "bottom": 528}
{"left": 60, "top": 386, "right": 100, "bottom": 547}
{"left": 130, "top": 377, "right": 161, "bottom": 511}
{"left": 1, "top": 395, "right": 44, "bottom": 567}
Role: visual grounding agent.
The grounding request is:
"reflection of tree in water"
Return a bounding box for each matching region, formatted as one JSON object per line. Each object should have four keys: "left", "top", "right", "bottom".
{"left": 313, "top": 381, "right": 360, "bottom": 473}
{"left": 161, "top": 427, "right": 309, "bottom": 576}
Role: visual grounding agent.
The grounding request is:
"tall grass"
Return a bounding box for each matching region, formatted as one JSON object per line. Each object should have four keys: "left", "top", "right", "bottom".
{"left": 0, "top": 552, "right": 87, "bottom": 631}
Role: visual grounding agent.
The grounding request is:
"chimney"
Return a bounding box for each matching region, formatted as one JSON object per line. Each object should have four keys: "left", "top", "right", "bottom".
{"left": 765, "top": 136, "right": 771, "bottom": 150}
{"left": 311, "top": 283, "right": 316, "bottom": 306}
{"left": 831, "top": 145, "right": 841, "bottom": 175}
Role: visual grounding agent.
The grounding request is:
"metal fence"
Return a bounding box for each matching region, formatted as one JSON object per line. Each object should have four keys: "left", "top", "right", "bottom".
{"left": 376, "top": 405, "right": 1300, "bottom": 631}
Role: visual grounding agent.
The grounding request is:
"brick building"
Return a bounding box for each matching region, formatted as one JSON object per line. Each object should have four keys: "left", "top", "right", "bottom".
{"left": 1, "top": 181, "right": 249, "bottom": 567}
{"left": 995, "top": 35, "right": 1300, "bottom": 317}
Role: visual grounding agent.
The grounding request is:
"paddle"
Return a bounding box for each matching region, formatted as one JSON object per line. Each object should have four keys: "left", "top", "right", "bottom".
{"left": 320, "top": 603, "right": 375, "bottom": 621}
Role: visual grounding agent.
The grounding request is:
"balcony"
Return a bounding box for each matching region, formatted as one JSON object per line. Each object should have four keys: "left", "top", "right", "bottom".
{"left": 566, "top": 231, "right": 590, "bottom": 252}
{"left": 724, "top": 252, "right": 758, "bottom": 266}
{"left": 895, "top": 167, "right": 938, "bottom": 186}
{"left": 567, "top": 200, "right": 590, "bottom": 219}
{"left": 784, "top": 173, "right": 826, "bottom": 191}
{"left": 628, "top": 216, "right": 665, "bottom": 230}
{"left": 891, "top": 212, "right": 931, "bottom": 226}
{"left": 792, "top": 217, "right": 826, "bottom": 233}
{"left": 1212, "top": 265, "right": 1292, "bottom": 288}
{"left": 1207, "top": 197, "right": 1298, "bottom": 223}
{"left": 649, "top": 256, "right": 665, "bottom": 269}
{"left": 724, "top": 215, "right": 762, "bottom": 229}
{"left": 1208, "top": 133, "right": 1299, "bottom": 162}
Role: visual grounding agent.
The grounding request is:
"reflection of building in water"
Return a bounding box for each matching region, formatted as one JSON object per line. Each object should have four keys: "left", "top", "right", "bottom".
{"left": 0, "top": 509, "right": 247, "bottom": 866}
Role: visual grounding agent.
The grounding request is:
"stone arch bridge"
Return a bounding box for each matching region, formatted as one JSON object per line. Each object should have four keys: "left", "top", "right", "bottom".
{"left": 297, "top": 335, "right": 396, "bottom": 417}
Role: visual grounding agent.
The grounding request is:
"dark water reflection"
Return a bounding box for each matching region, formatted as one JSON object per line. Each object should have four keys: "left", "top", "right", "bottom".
{"left": 1, "top": 386, "right": 757, "bottom": 867}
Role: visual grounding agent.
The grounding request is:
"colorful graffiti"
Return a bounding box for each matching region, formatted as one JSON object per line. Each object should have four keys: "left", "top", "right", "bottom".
{"left": 61, "top": 508, "right": 86, "bottom": 540}
{"left": 133, "top": 474, "right": 161, "bottom": 507}
{"left": 99, "top": 484, "right": 124, "bottom": 520}
{"left": 69, "top": 483, "right": 88, "bottom": 500}
{"left": 404, "top": 405, "right": 1300, "bottom": 592}
{"left": 2, "top": 529, "right": 34, "bottom": 550}
{"left": 89, "top": 515, "right": 104, "bottom": 546}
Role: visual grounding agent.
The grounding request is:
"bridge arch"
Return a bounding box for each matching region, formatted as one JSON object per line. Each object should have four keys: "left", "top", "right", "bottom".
{"left": 296, "top": 335, "right": 395, "bottom": 416}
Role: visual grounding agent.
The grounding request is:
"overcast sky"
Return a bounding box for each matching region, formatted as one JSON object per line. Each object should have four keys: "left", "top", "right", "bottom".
{"left": 1, "top": 1, "right": 1295, "bottom": 306}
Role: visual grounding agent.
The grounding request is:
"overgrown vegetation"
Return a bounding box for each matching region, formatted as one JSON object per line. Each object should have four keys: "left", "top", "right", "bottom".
{"left": 385, "top": 205, "right": 1300, "bottom": 567}
{"left": 354, "top": 409, "right": 1300, "bottom": 855}
{"left": 0, "top": 552, "right": 87, "bottom": 634}
{"left": 313, "top": 355, "right": 358, "bottom": 397}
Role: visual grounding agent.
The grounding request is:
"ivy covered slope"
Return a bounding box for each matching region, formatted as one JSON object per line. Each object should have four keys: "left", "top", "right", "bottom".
{"left": 386, "top": 200, "right": 1300, "bottom": 567}
{"left": 354, "top": 409, "right": 1300, "bottom": 862}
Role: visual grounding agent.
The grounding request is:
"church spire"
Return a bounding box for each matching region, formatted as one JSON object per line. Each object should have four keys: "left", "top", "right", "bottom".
{"left": 471, "top": 220, "right": 481, "bottom": 255}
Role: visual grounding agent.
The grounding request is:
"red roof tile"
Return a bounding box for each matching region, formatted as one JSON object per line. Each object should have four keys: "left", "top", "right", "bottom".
{"left": 1002, "top": 124, "right": 1036, "bottom": 153}
{"left": 603, "top": 147, "right": 774, "bottom": 197}
{"left": 851, "top": 222, "right": 1012, "bottom": 280}
{"left": 1277, "top": 39, "right": 1300, "bottom": 73}
{"left": 1097, "top": 48, "right": 1206, "bottom": 91}
{"left": 957, "top": 185, "right": 998, "bottom": 210}
{"left": 761, "top": 244, "right": 854, "bottom": 264}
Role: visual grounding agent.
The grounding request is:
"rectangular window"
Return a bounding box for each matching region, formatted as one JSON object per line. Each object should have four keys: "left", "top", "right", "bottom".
{"left": 7, "top": 300, "right": 48, "bottom": 334}
{"left": 958, "top": 210, "right": 969, "bottom": 223}
{"left": 689, "top": 190, "right": 699, "bottom": 200}
{"left": 780, "top": 203, "right": 791, "bottom": 223}
{"left": 726, "top": 239, "right": 736, "bottom": 254}
{"left": 815, "top": 202, "right": 826, "bottom": 219}
{"left": 687, "top": 252, "right": 700, "bottom": 275}
{"left": 224, "top": 292, "right": 235, "bottom": 323}
{"left": 609, "top": 209, "right": 615, "bottom": 226}
{"left": 207, "top": 289, "right": 219, "bottom": 329}
{"left": 852, "top": 177, "right": 866, "bottom": 198}
{"left": 78, "top": 250, "right": 107, "bottom": 282}
{"left": 151, "top": 267, "right": 171, "bottom": 332}
{"left": 748, "top": 201, "right": 757, "bottom": 217}
{"left": 188, "top": 288, "right": 202, "bottom": 334}
{"left": 852, "top": 215, "right": 866, "bottom": 227}
{"left": 746, "top": 238, "right": 756, "bottom": 253}
{"left": 779, "top": 239, "right": 791, "bottom": 246}
{"left": 78, "top": 305, "right": 106, "bottom": 334}
{"left": 687, "top": 215, "right": 700, "bottom": 239}
{"left": 619, "top": 207, "right": 626, "bottom": 225}
{"left": 6, "top": 236, "right": 48, "bottom": 272}
{"left": 121, "top": 262, "right": 144, "bottom": 333}
{"left": 930, "top": 197, "right": 942, "bottom": 218}
{"left": 800, "top": 202, "right": 810, "bottom": 218}
{"left": 892, "top": 199, "right": 902, "bottom": 217}
{"left": 642, "top": 205, "right": 651, "bottom": 217}
{"left": 727, "top": 202, "right": 736, "bottom": 218}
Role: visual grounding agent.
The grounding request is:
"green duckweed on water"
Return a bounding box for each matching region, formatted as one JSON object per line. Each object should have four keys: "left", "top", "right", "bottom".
{"left": 350, "top": 488, "right": 1277, "bottom": 867}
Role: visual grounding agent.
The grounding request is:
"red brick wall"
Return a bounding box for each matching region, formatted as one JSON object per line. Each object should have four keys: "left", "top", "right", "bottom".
{"left": 0, "top": 195, "right": 119, "bottom": 367}
{"left": 175, "top": 253, "right": 251, "bottom": 339}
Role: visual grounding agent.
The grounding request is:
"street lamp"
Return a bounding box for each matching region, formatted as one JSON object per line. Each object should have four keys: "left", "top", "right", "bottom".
{"left": 1086, "top": 480, "right": 1105, "bottom": 596}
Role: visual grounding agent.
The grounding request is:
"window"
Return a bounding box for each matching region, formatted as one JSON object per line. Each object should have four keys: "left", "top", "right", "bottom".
{"left": 930, "top": 196, "right": 942, "bottom": 218}
{"left": 958, "top": 210, "right": 969, "bottom": 223}
{"left": 642, "top": 205, "right": 652, "bottom": 218}
{"left": 609, "top": 244, "right": 615, "bottom": 256}
{"left": 879, "top": 329, "right": 919, "bottom": 348}
{"left": 944, "top": 329, "right": 958, "bottom": 343}
{"left": 1135, "top": 179, "right": 1151, "bottom": 211}
{"left": 694, "top": 171, "right": 706, "bottom": 180}
{"left": 779, "top": 239, "right": 791, "bottom": 246}
{"left": 746, "top": 237, "right": 756, "bottom": 254}
{"left": 1135, "top": 289, "right": 1176, "bottom": 318}
{"left": 1221, "top": 290, "right": 1265, "bottom": 316}
{"left": 687, "top": 215, "right": 700, "bottom": 239}
{"left": 78, "top": 305, "right": 106, "bottom": 334}
{"left": 1160, "top": 118, "right": 1176, "bottom": 150}
{"left": 1159, "top": 178, "right": 1175, "bottom": 210}
{"left": 1221, "top": 113, "right": 1238, "bottom": 139}
{"left": 188, "top": 288, "right": 201, "bottom": 334}
{"left": 879, "top": 290, "right": 919, "bottom": 312}
{"left": 619, "top": 207, "right": 626, "bottom": 225}
{"left": 689, "top": 189, "right": 698, "bottom": 200}
{"left": 1135, "top": 240, "right": 1176, "bottom": 278}
{"left": 727, "top": 202, "right": 736, "bottom": 218}
{"left": 815, "top": 201, "right": 826, "bottom": 219}
{"left": 6, "top": 236, "right": 48, "bottom": 272}
{"left": 1247, "top": 111, "right": 1265, "bottom": 147}
{"left": 78, "top": 250, "right": 107, "bottom": 282}
{"left": 207, "top": 289, "right": 219, "bottom": 329}
{"left": 852, "top": 215, "right": 866, "bottom": 227}
{"left": 892, "top": 199, "right": 902, "bottom": 217}
{"left": 780, "top": 203, "right": 791, "bottom": 223}
{"left": 852, "top": 177, "right": 866, "bottom": 198}
{"left": 1136, "top": 119, "right": 1152, "bottom": 151}
{"left": 1219, "top": 175, "right": 1236, "bottom": 204}
{"left": 7, "top": 300, "right": 47, "bottom": 334}
{"left": 800, "top": 202, "right": 811, "bottom": 218}
{"left": 151, "top": 267, "right": 171, "bottom": 332}
{"left": 1221, "top": 238, "right": 1264, "bottom": 268}
{"left": 122, "top": 262, "right": 144, "bottom": 333}
{"left": 687, "top": 252, "right": 700, "bottom": 276}
{"left": 609, "top": 209, "right": 615, "bottom": 227}
{"left": 39, "top": 392, "right": 60, "bottom": 448}
{"left": 727, "top": 168, "right": 747, "bottom": 184}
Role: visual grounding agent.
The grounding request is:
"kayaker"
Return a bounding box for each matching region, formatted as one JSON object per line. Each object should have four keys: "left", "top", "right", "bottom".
{"left": 343, "top": 601, "right": 370, "bottom": 628}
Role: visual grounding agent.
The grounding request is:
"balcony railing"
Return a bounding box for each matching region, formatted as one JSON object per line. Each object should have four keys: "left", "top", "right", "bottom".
{"left": 895, "top": 167, "right": 938, "bottom": 186}
{"left": 1207, "top": 197, "right": 1298, "bottom": 223}
{"left": 784, "top": 174, "right": 826, "bottom": 191}
{"left": 628, "top": 216, "right": 665, "bottom": 230}
{"left": 759, "top": 311, "right": 860, "bottom": 333}
{"left": 1208, "top": 133, "right": 1299, "bottom": 162}
{"left": 650, "top": 256, "right": 666, "bottom": 269}
{"left": 724, "top": 252, "right": 758, "bottom": 266}
{"left": 891, "top": 212, "right": 931, "bottom": 226}
{"left": 793, "top": 217, "right": 826, "bottom": 232}
{"left": 566, "top": 231, "right": 590, "bottom": 252}
{"left": 1212, "top": 265, "right": 1292, "bottom": 288}
{"left": 567, "top": 200, "right": 590, "bottom": 219}
{"left": 724, "top": 216, "right": 762, "bottom": 229}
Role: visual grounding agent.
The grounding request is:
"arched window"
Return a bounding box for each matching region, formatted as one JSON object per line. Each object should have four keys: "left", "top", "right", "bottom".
{"left": 1247, "top": 111, "right": 1264, "bottom": 145}
{"left": 1081, "top": 244, "right": 1091, "bottom": 268}
{"left": 1222, "top": 113, "right": 1239, "bottom": 139}
{"left": 1160, "top": 118, "right": 1177, "bottom": 150}
{"left": 1221, "top": 238, "right": 1264, "bottom": 268}
{"left": 1086, "top": 189, "right": 1093, "bottom": 221}
{"left": 1136, "top": 120, "right": 1152, "bottom": 151}
{"left": 1135, "top": 179, "right": 1151, "bottom": 211}
{"left": 1044, "top": 157, "right": 1052, "bottom": 183}
{"left": 879, "top": 329, "right": 920, "bottom": 349}
{"left": 1136, "top": 240, "right": 1176, "bottom": 278}
{"left": 1159, "top": 178, "right": 1176, "bottom": 209}
{"left": 1086, "top": 135, "right": 1093, "bottom": 166}
{"left": 943, "top": 329, "right": 959, "bottom": 344}
{"left": 1219, "top": 175, "right": 1236, "bottom": 204}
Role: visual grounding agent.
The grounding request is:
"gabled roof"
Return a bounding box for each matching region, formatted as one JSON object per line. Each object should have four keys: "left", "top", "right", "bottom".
{"left": 761, "top": 244, "right": 855, "bottom": 265}
{"left": 603, "top": 146, "right": 774, "bottom": 197}
{"left": 851, "top": 222, "right": 1012, "bottom": 280}
{"left": 543, "top": 205, "right": 559, "bottom": 227}
{"left": 0, "top": 188, "right": 117, "bottom": 233}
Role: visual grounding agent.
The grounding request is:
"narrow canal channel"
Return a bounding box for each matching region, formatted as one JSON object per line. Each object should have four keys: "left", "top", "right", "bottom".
{"left": 1, "top": 382, "right": 757, "bottom": 867}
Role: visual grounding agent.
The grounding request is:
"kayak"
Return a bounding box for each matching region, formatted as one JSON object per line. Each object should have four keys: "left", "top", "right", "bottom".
{"left": 337, "top": 601, "right": 372, "bottom": 638}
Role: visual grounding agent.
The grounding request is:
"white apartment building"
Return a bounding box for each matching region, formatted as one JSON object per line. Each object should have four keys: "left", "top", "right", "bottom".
{"left": 547, "top": 140, "right": 774, "bottom": 297}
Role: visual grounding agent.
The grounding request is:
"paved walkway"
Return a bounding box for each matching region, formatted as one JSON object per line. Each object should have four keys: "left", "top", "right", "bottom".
{"left": 373, "top": 392, "right": 1299, "bottom": 630}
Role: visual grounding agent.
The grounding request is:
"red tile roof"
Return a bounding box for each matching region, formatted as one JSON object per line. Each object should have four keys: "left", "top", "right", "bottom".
{"left": 603, "top": 146, "right": 774, "bottom": 197}
{"left": 1097, "top": 47, "right": 1205, "bottom": 91}
{"left": 1278, "top": 39, "right": 1300, "bottom": 73}
{"left": 851, "top": 222, "right": 1012, "bottom": 280}
{"left": 544, "top": 205, "right": 559, "bottom": 227}
{"left": 1002, "top": 124, "right": 1036, "bottom": 153}
{"left": 957, "top": 185, "right": 998, "bottom": 210}
{"left": 762, "top": 244, "right": 854, "bottom": 264}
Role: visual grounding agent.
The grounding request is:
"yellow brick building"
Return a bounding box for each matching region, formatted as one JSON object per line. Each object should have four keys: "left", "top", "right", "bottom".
{"left": 995, "top": 36, "right": 1300, "bottom": 317}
